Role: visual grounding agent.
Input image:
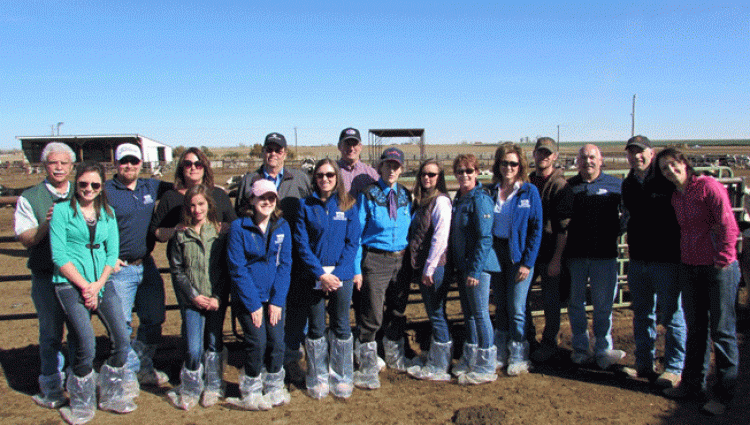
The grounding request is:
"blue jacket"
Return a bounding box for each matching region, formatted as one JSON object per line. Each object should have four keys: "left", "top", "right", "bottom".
{"left": 354, "top": 179, "right": 412, "bottom": 275}
{"left": 227, "top": 216, "right": 292, "bottom": 313}
{"left": 449, "top": 183, "right": 499, "bottom": 279}
{"left": 489, "top": 182, "right": 543, "bottom": 269}
{"left": 295, "top": 192, "right": 361, "bottom": 283}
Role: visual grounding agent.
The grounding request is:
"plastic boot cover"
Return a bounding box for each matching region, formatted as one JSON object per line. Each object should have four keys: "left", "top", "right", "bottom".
{"left": 167, "top": 365, "right": 203, "bottom": 411}
{"left": 97, "top": 364, "right": 137, "bottom": 414}
{"left": 201, "top": 348, "right": 226, "bottom": 407}
{"left": 507, "top": 341, "right": 530, "bottom": 376}
{"left": 33, "top": 371, "right": 67, "bottom": 409}
{"left": 329, "top": 333, "right": 354, "bottom": 398}
{"left": 407, "top": 339, "right": 453, "bottom": 381}
{"left": 132, "top": 340, "right": 169, "bottom": 386}
{"left": 263, "top": 368, "right": 291, "bottom": 406}
{"left": 60, "top": 371, "right": 96, "bottom": 425}
{"left": 225, "top": 370, "right": 271, "bottom": 411}
{"left": 304, "top": 336, "right": 330, "bottom": 399}
{"left": 383, "top": 337, "right": 410, "bottom": 372}
{"left": 494, "top": 330, "right": 509, "bottom": 369}
{"left": 451, "top": 342, "right": 478, "bottom": 377}
{"left": 458, "top": 346, "right": 498, "bottom": 385}
{"left": 352, "top": 340, "right": 380, "bottom": 390}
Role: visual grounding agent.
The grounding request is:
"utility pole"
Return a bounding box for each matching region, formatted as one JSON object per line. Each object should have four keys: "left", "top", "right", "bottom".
{"left": 631, "top": 95, "right": 636, "bottom": 137}
{"left": 294, "top": 126, "right": 298, "bottom": 157}
{"left": 557, "top": 124, "right": 560, "bottom": 143}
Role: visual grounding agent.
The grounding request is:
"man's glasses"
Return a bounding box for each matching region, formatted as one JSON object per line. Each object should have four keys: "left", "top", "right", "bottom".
{"left": 182, "top": 160, "right": 204, "bottom": 169}
{"left": 265, "top": 146, "right": 284, "bottom": 154}
{"left": 77, "top": 181, "right": 101, "bottom": 190}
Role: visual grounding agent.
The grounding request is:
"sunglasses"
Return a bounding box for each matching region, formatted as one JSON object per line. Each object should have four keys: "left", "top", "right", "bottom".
{"left": 265, "top": 146, "right": 284, "bottom": 154}
{"left": 455, "top": 168, "right": 475, "bottom": 175}
{"left": 315, "top": 172, "right": 336, "bottom": 180}
{"left": 77, "top": 181, "right": 101, "bottom": 190}
{"left": 257, "top": 194, "right": 277, "bottom": 202}
{"left": 421, "top": 172, "right": 438, "bottom": 178}
{"left": 182, "top": 160, "right": 204, "bottom": 169}
{"left": 499, "top": 160, "right": 520, "bottom": 168}
{"left": 118, "top": 157, "right": 140, "bottom": 165}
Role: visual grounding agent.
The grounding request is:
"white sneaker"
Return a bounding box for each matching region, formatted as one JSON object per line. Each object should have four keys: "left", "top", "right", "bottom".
{"left": 571, "top": 351, "right": 592, "bottom": 365}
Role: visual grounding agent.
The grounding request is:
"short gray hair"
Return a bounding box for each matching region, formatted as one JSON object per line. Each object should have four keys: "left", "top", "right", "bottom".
{"left": 40, "top": 142, "right": 75, "bottom": 163}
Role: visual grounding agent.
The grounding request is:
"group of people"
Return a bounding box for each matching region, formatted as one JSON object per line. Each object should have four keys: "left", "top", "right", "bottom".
{"left": 14, "top": 129, "right": 741, "bottom": 422}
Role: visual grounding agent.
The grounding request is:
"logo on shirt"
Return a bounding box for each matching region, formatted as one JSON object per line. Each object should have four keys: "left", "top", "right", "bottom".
{"left": 519, "top": 199, "right": 530, "bottom": 208}
{"left": 334, "top": 211, "right": 346, "bottom": 221}
{"left": 143, "top": 194, "right": 154, "bottom": 205}
{"left": 597, "top": 188, "right": 609, "bottom": 195}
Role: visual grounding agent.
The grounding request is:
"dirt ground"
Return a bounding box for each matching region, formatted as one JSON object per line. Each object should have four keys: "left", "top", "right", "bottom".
{"left": 1, "top": 167, "right": 749, "bottom": 425}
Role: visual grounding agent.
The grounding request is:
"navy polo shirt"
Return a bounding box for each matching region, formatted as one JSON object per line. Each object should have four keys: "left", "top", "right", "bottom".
{"left": 105, "top": 177, "right": 172, "bottom": 261}
{"left": 565, "top": 172, "right": 623, "bottom": 259}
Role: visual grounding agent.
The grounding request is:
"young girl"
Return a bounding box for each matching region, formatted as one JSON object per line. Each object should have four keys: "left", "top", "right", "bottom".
{"left": 227, "top": 179, "right": 292, "bottom": 410}
{"left": 167, "top": 184, "right": 227, "bottom": 410}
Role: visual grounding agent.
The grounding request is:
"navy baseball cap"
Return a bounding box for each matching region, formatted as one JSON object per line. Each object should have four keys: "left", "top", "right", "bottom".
{"left": 339, "top": 128, "right": 361, "bottom": 145}
{"left": 379, "top": 147, "right": 404, "bottom": 166}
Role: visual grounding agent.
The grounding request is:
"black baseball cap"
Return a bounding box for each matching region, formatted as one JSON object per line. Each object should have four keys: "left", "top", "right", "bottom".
{"left": 339, "top": 128, "right": 361, "bottom": 145}
{"left": 625, "top": 135, "right": 652, "bottom": 150}
{"left": 379, "top": 147, "right": 404, "bottom": 166}
{"left": 264, "top": 132, "right": 287, "bottom": 149}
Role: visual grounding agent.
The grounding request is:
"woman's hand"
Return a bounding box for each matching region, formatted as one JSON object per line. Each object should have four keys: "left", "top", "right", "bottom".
{"left": 251, "top": 307, "right": 263, "bottom": 328}
{"left": 353, "top": 274, "right": 363, "bottom": 291}
{"left": 516, "top": 266, "right": 531, "bottom": 282}
{"left": 466, "top": 276, "right": 479, "bottom": 287}
{"left": 320, "top": 273, "right": 342, "bottom": 293}
{"left": 268, "top": 305, "right": 282, "bottom": 326}
{"left": 421, "top": 274, "right": 434, "bottom": 287}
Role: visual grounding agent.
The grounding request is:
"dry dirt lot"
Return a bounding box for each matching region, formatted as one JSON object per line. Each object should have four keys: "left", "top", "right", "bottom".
{"left": 1, "top": 161, "right": 749, "bottom": 425}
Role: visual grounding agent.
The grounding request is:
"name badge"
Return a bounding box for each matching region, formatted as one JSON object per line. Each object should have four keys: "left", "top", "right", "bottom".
{"left": 597, "top": 188, "right": 609, "bottom": 195}
{"left": 519, "top": 199, "right": 530, "bottom": 208}
{"left": 143, "top": 194, "right": 154, "bottom": 205}
{"left": 275, "top": 234, "right": 285, "bottom": 244}
{"left": 334, "top": 211, "right": 346, "bottom": 221}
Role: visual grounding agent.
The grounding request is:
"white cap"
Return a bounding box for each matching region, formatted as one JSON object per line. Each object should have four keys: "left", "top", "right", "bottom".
{"left": 115, "top": 143, "right": 142, "bottom": 161}
{"left": 251, "top": 179, "right": 278, "bottom": 198}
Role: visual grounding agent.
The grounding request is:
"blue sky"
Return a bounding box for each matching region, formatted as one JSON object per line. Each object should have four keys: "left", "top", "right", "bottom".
{"left": 2, "top": 1, "right": 748, "bottom": 150}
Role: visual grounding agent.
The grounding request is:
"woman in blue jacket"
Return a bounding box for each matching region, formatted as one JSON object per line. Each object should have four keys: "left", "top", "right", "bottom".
{"left": 489, "top": 143, "right": 543, "bottom": 376}
{"left": 50, "top": 161, "right": 135, "bottom": 424}
{"left": 227, "top": 179, "right": 292, "bottom": 411}
{"left": 295, "top": 159, "right": 360, "bottom": 399}
{"left": 449, "top": 154, "right": 499, "bottom": 385}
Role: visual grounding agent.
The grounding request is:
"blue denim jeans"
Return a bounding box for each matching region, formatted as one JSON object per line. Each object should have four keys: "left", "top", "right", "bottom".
{"left": 418, "top": 266, "right": 451, "bottom": 344}
{"left": 180, "top": 306, "right": 225, "bottom": 370}
{"left": 109, "top": 256, "right": 165, "bottom": 372}
{"left": 491, "top": 239, "right": 534, "bottom": 343}
{"left": 567, "top": 257, "right": 618, "bottom": 355}
{"left": 236, "top": 302, "right": 286, "bottom": 377}
{"left": 680, "top": 261, "right": 740, "bottom": 402}
{"left": 457, "top": 271, "right": 493, "bottom": 348}
{"left": 628, "top": 260, "right": 685, "bottom": 374}
{"left": 54, "top": 281, "right": 130, "bottom": 377}
{"left": 308, "top": 279, "right": 354, "bottom": 340}
{"left": 31, "top": 272, "right": 71, "bottom": 376}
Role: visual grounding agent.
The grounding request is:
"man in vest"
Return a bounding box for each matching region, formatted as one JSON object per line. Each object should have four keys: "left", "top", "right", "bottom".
{"left": 14, "top": 142, "right": 76, "bottom": 408}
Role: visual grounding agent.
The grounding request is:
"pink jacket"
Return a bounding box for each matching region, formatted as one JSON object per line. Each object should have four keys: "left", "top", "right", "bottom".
{"left": 672, "top": 175, "right": 739, "bottom": 267}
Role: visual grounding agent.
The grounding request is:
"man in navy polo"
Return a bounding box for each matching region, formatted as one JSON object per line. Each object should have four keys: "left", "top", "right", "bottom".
{"left": 105, "top": 143, "right": 172, "bottom": 390}
{"left": 565, "top": 144, "right": 626, "bottom": 370}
